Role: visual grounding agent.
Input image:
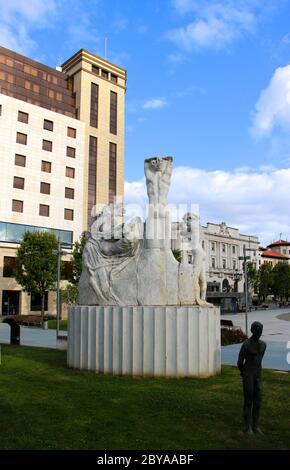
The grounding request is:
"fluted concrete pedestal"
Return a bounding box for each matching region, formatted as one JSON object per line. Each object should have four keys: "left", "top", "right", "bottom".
{"left": 67, "top": 305, "right": 221, "bottom": 377}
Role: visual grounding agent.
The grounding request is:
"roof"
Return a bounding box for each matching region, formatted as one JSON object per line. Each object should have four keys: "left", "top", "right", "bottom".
{"left": 261, "top": 249, "right": 290, "bottom": 260}
{"left": 268, "top": 239, "right": 290, "bottom": 248}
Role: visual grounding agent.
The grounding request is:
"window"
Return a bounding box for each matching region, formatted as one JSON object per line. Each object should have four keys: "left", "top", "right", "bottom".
{"left": 3, "top": 257, "right": 16, "bottom": 277}
{"left": 66, "top": 146, "right": 76, "bottom": 158}
{"left": 222, "top": 244, "right": 226, "bottom": 253}
{"left": 12, "top": 199, "right": 23, "bottom": 213}
{"left": 40, "top": 182, "right": 50, "bottom": 194}
{"left": 111, "top": 74, "right": 118, "bottom": 83}
{"left": 41, "top": 161, "right": 51, "bottom": 173}
{"left": 211, "top": 258, "right": 216, "bottom": 268}
{"left": 65, "top": 187, "right": 74, "bottom": 199}
{"left": 42, "top": 140, "right": 52, "bottom": 152}
{"left": 211, "top": 242, "right": 215, "bottom": 252}
{"left": 61, "top": 261, "right": 73, "bottom": 280}
{"left": 67, "top": 127, "right": 76, "bottom": 138}
{"left": 18, "top": 111, "right": 29, "bottom": 123}
{"left": 88, "top": 136, "right": 97, "bottom": 224}
{"left": 202, "top": 240, "right": 205, "bottom": 249}
{"left": 66, "top": 166, "right": 75, "bottom": 178}
{"left": 109, "top": 142, "right": 117, "bottom": 203}
{"left": 90, "top": 83, "right": 99, "bottom": 128}
{"left": 15, "top": 154, "right": 26, "bottom": 167}
{"left": 43, "top": 119, "right": 53, "bottom": 131}
{"left": 31, "top": 292, "right": 48, "bottom": 312}
{"left": 0, "top": 104, "right": 2, "bottom": 116}
{"left": 64, "top": 208, "right": 74, "bottom": 220}
{"left": 39, "top": 204, "right": 49, "bottom": 217}
{"left": 92, "top": 65, "right": 99, "bottom": 75}
{"left": 102, "top": 69, "right": 109, "bottom": 79}
{"left": 222, "top": 259, "right": 226, "bottom": 269}
{"left": 232, "top": 245, "right": 236, "bottom": 254}
{"left": 110, "top": 91, "right": 117, "bottom": 134}
{"left": 13, "top": 176, "right": 25, "bottom": 190}
{"left": 233, "top": 260, "right": 237, "bottom": 270}
{"left": 16, "top": 132, "right": 27, "bottom": 145}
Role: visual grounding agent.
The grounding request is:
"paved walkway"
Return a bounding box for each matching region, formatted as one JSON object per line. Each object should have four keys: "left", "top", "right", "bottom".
{"left": 222, "top": 307, "right": 290, "bottom": 343}
{"left": 222, "top": 341, "right": 290, "bottom": 372}
{"left": 0, "top": 324, "right": 66, "bottom": 349}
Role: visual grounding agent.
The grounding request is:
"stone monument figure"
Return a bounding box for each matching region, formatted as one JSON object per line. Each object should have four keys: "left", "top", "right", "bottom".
{"left": 237, "top": 321, "right": 267, "bottom": 435}
{"left": 69, "top": 156, "right": 221, "bottom": 378}
{"left": 179, "top": 213, "right": 212, "bottom": 306}
{"left": 78, "top": 156, "right": 214, "bottom": 307}
{"left": 144, "top": 156, "right": 172, "bottom": 207}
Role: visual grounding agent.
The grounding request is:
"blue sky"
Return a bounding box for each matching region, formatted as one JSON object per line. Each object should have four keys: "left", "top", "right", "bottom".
{"left": 1, "top": 0, "right": 290, "bottom": 243}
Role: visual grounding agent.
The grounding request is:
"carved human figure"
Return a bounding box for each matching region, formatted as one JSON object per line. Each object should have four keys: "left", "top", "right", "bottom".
{"left": 181, "top": 213, "right": 212, "bottom": 306}
{"left": 144, "top": 156, "right": 173, "bottom": 207}
{"left": 237, "top": 321, "right": 267, "bottom": 435}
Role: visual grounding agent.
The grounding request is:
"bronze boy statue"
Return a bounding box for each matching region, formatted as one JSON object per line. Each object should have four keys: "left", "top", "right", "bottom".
{"left": 237, "top": 321, "right": 267, "bottom": 436}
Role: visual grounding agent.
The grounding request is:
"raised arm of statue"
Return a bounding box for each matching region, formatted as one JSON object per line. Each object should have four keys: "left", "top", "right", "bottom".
{"left": 144, "top": 156, "right": 173, "bottom": 206}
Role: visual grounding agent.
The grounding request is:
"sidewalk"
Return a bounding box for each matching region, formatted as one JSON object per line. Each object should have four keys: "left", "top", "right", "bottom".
{"left": 0, "top": 324, "right": 67, "bottom": 349}
{"left": 222, "top": 341, "right": 290, "bottom": 372}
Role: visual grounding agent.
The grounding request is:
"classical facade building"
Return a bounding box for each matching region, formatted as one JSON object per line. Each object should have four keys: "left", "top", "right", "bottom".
{"left": 0, "top": 45, "right": 126, "bottom": 316}
{"left": 259, "top": 239, "right": 290, "bottom": 266}
{"left": 172, "top": 221, "right": 260, "bottom": 313}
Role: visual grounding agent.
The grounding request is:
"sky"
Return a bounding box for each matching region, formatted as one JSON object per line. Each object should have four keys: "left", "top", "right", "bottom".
{"left": 1, "top": 0, "right": 290, "bottom": 245}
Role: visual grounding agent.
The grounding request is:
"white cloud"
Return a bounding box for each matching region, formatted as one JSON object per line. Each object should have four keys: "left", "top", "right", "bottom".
{"left": 143, "top": 98, "right": 168, "bottom": 110}
{"left": 168, "top": 0, "right": 258, "bottom": 51}
{"left": 251, "top": 64, "right": 290, "bottom": 138}
{"left": 0, "top": 0, "right": 56, "bottom": 55}
{"left": 125, "top": 165, "right": 290, "bottom": 245}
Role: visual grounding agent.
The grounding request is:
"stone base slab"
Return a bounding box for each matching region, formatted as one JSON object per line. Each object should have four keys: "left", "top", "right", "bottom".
{"left": 67, "top": 305, "right": 221, "bottom": 377}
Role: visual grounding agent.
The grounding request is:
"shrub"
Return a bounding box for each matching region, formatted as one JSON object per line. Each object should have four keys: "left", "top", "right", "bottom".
{"left": 221, "top": 327, "right": 247, "bottom": 346}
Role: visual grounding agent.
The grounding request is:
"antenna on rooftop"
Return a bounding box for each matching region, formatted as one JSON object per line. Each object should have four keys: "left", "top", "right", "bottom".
{"left": 279, "top": 232, "right": 282, "bottom": 240}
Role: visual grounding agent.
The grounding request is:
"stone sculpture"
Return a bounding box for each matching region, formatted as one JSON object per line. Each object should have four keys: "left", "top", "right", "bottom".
{"left": 237, "top": 321, "right": 267, "bottom": 436}
{"left": 179, "top": 213, "right": 212, "bottom": 307}
{"left": 78, "top": 156, "right": 213, "bottom": 308}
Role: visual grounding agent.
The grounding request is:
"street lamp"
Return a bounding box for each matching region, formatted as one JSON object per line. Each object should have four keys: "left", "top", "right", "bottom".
{"left": 239, "top": 245, "right": 255, "bottom": 336}
{"left": 53, "top": 238, "right": 72, "bottom": 340}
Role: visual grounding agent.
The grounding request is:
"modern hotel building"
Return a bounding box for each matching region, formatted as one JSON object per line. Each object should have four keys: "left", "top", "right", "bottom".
{"left": 0, "top": 45, "right": 126, "bottom": 316}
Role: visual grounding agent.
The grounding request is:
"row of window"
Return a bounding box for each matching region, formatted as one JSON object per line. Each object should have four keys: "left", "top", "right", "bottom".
{"left": 0, "top": 53, "right": 61, "bottom": 84}
{"left": 12, "top": 200, "right": 74, "bottom": 220}
{"left": 2, "top": 256, "right": 72, "bottom": 280}
{"left": 210, "top": 242, "right": 237, "bottom": 254}
{"left": 14, "top": 154, "right": 75, "bottom": 178}
{"left": 211, "top": 258, "right": 238, "bottom": 269}
{"left": 91, "top": 64, "right": 118, "bottom": 83}
{"left": 13, "top": 177, "right": 74, "bottom": 198}
{"left": 0, "top": 221, "right": 72, "bottom": 244}
{"left": 90, "top": 83, "right": 118, "bottom": 135}
{"left": 17, "top": 111, "right": 77, "bottom": 138}
{"left": 16, "top": 131, "right": 76, "bottom": 157}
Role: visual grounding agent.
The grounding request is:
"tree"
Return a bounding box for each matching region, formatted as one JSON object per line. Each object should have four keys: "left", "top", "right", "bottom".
{"left": 172, "top": 249, "right": 182, "bottom": 263}
{"left": 272, "top": 262, "right": 290, "bottom": 301}
{"left": 15, "top": 232, "right": 58, "bottom": 325}
{"left": 257, "top": 264, "right": 273, "bottom": 301}
{"left": 61, "top": 232, "right": 89, "bottom": 304}
{"left": 246, "top": 261, "right": 259, "bottom": 293}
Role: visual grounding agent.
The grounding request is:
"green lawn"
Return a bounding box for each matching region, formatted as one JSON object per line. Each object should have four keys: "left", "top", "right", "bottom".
{"left": 0, "top": 344, "right": 289, "bottom": 450}
{"left": 48, "top": 319, "right": 68, "bottom": 331}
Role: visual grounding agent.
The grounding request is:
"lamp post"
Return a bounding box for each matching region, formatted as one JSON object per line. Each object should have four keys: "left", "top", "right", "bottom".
{"left": 53, "top": 239, "right": 71, "bottom": 340}
{"left": 239, "top": 245, "right": 254, "bottom": 336}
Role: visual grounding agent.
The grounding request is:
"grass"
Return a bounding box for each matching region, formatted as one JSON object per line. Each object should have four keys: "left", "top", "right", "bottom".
{"left": 0, "top": 344, "right": 289, "bottom": 450}
{"left": 277, "top": 312, "right": 290, "bottom": 322}
{"left": 48, "top": 319, "right": 68, "bottom": 330}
